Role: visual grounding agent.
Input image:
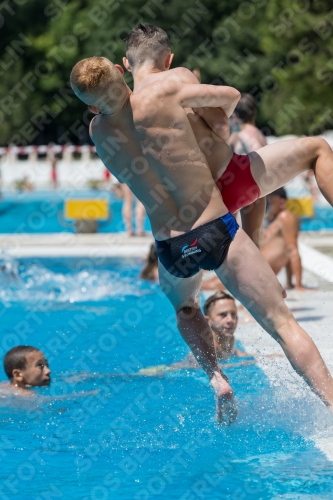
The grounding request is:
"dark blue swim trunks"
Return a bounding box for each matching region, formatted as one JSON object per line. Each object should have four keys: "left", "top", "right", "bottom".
{"left": 155, "top": 212, "right": 239, "bottom": 279}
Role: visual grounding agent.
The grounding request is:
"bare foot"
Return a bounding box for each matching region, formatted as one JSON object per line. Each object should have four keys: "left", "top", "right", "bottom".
{"left": 295, "top": 285, "right": 317, "bottom": 292}
{"left": 210, "top": 371, "right": 237, "bottom": 425}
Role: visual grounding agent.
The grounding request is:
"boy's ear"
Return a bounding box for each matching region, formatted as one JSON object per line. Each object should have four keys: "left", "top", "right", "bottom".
{"left": 204, "top": 315, "right": 212, "bottom": 325}
{"left": 114, "top": 64, "right": 124, "bottom": 75}
{"left": 12, "top": 368, "right": 23, "bottom": 382}
{"left": 165, "top": 53, "right": 174, "bottom": 69}
{"left": 88, "top": 105, "right": 100, "bottom": 115}
{"left": 122, "top": 57, "right": 131, "bottom": 72}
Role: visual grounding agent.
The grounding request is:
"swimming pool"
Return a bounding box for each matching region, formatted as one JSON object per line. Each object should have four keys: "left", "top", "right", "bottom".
{"left": 1, "top": 190, "right": 333, "bottom": 234}
{"left": 0, "top": 191, "right": 152, "bottom": 234}
{"left": 1, "top": 256, "right": 333, "bottom": 499}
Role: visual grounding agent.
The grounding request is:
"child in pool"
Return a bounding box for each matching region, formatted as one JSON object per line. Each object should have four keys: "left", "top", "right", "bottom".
{"left": 139, "top": 291, "right": 283, "bottom": 375}
{"left": 0, "top": 346, "right": 50, "bottom": 396}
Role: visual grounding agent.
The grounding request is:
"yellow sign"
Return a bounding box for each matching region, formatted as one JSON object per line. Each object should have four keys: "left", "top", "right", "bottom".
{"left": 65, "top": 199, "right": 109, "bottom": 220}
{"left": 286, "top": 197, "right": 314, "bottom": 217}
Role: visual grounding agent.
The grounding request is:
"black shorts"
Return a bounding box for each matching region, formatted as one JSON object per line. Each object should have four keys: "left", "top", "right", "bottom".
{"left": 155, "top": 212, "right": 239, "bottom": 279}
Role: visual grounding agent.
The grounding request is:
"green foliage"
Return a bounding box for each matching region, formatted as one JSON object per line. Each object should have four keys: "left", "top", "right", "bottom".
{"left": 0, "top": 0, "right": 332, "bottom": 145}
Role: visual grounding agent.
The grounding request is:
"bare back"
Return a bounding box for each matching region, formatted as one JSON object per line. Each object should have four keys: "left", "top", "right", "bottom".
{"left": 91, "top": 81, "right": 228, "bottom": 240}
{"left": 230, "top": 124, "right": 267, "bottom": 154}
{"left": 133, "top": 68, "right": 233, "bottom": 180}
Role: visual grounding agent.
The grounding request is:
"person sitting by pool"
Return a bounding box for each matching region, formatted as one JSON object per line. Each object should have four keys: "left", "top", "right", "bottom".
{"left": 139, "top": 291, "right": 282, "bottom": 375}
{"left": 261, "top": 187, "right": 307, "bottom": 291}
{"left": 140, "top": 243, "right": 159, "bottom": 281}
{"left": 0, "top": 346, "right": 51, "bottom": 396}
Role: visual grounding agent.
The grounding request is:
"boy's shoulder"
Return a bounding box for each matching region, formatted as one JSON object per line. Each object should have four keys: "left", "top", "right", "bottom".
{"left": 167, "top": 67, "right": 199, "bottom": 84}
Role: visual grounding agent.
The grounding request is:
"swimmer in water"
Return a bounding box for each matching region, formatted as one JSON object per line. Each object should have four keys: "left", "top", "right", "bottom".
{"left": 0, "top": 346, "right": 50, "bottom": 396}
{"left": 70, "top": 47, "right": 333, "bottom": 424}
{"left": 140, "top": 291, "right": 283, "bottom": 375}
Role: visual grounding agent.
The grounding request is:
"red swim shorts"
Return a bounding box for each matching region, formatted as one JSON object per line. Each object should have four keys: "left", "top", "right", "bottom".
{"left": 216, "top": 153, "right": 261, "bottom": 214}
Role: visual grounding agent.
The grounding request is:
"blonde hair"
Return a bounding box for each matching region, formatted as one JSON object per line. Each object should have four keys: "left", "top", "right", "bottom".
{"left": 70, "top": 57, "right": 126, "bottom": 107}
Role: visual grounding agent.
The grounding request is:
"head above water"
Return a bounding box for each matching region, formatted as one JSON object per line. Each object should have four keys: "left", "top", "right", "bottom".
{"left": 204, "top": 291, "right": 238, "bottom": 339}
{"left": 124, "top": 24, "right": 174, "bottom": 72}
{"left": 70, "top": 57, "right": 128, "bottom": 115}
{"left": 234, "top": 94, "right": 257, "bottom": 124}
{"left": 4, "top": 346, "right": 51, "bottom": 388}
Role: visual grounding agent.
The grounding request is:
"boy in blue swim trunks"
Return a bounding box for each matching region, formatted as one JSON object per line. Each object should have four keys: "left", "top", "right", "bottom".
{"left": 70, "top": 55, "right": 333, "bottom": 424}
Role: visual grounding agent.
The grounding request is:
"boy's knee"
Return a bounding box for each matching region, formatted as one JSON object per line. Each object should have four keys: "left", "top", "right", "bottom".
{"left": 310, "top": 137, "right": 330, "bottom": 158}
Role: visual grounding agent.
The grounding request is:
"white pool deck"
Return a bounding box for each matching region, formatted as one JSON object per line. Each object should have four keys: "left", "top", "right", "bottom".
{"left": 1, "top": 230, "right": 333, "bottom": 458}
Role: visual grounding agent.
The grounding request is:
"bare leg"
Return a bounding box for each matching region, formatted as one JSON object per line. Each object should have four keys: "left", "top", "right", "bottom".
{"left": 135, "top": 199, "right": 146, "bottom": 236}
{"left": 122, "top": 185, "right": 134, "bottom": 236}
{"left": 215, "top": 228, "right": 333, "bottom": 410}
{"left": 158, "top": 260, "right": 236, "bottom": 424}
{"left": 250, "top": 137, "right": 333, "bottom": 203}
{"left": 285, "top": 260, "right": 293, "bottom": 288}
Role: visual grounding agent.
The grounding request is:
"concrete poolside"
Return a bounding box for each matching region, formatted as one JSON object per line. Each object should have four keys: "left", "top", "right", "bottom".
{"left": 0, "top": 232, "right": 154, "bottom": 257}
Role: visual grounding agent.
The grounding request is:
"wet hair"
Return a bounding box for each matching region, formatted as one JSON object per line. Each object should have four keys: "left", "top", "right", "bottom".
{"left": 70, "top": 57, "right": 125, "bottom": 107}
{"left": 204, "top": 291, "right": 235, "bottom": 316}
{"left": 140, "top": 243, "right": 158, "bottom": 280}
{"left": 271, "top": 187, "right": 287, "bottom": 199}
{"left": 235, "top": 94, "right": 257, "bottom": 123}
{"left": 126, "top": 24, "right": 171, "bottom": 68}
{"left": 4, "top": 346, "right": 39, "bottom": 379}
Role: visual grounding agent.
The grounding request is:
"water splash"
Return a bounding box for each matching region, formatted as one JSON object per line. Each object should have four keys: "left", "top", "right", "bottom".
{"left": 0, "top": 252, "right": 141, "bottom": 306}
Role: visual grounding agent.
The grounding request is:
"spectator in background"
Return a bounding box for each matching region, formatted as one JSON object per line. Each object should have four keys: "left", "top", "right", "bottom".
{"left": 49, "top": 154, "right": 58, "bottom": 189}
{"left": 228, "top": 94, "right": 267, "bottom": 153}
{"left": 261, "top": 187, "right": 307, "bottom": 291}
{"left": 122, "top": 184, "right": 146, "bottom": 237}
{"left": 140, "top": 243, "right": 159, "bottom": 281}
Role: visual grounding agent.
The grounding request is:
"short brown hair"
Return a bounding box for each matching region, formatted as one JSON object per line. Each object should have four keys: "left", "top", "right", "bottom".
{"left": 70, "top": 57, "right": 125, "bottom": 106}
{"left": 203, "top": 291, "right": 235, "bottom": 316}
{"left": 126, "top": 24, "right": 171, "bottom": 68}
{"left": 235, "top": 94, "right": 257, "bottom": 123}
{"left": 4, "top": 346, "right": 39, "bottom": 379}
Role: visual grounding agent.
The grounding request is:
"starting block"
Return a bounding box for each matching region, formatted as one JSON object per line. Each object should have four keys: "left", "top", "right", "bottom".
{"left": 285, "top": 197, "right": 314, "bottom": 218}
{"left": 64, "top": 199, "right": 110, "bottom": 233}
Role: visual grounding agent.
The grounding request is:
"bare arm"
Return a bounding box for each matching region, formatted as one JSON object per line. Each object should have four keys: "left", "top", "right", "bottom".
{"left": 193, "top": 107, "right": 230, "bottom": 141}
{"left": 240, "top": 197, "right": 266, "bottom": 248}
{"left": 280, "top": 212, "right": 303, "bottom": 289}
{"left": 177, "top": 83, "right": 240, "bottom": 117}
{"left": 174, "top": 68, "right": 231, "bottom": 141}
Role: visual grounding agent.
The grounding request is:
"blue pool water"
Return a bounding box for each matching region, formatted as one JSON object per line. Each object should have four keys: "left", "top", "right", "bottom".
{"left": 1, "top": 256, "right": 333, "bottom": 499}
{"left": 1, "top": 190, "right": 333, "bottom": 233}
{"left": 0, "top": 191, "right": 152, "bottom": 234}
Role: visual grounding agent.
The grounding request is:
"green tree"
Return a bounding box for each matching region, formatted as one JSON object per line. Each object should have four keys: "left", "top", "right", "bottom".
{"left": 258, "top": 0, "right": 333, "bottom": 135}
